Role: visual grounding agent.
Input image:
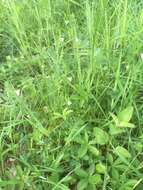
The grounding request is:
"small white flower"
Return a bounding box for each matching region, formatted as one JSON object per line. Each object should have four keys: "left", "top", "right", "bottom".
{"left": 75, "top": 38, "right": 79, "bottom": 43}
{"left": 141, "top": 53, "right": 143, "bottom": 60}
{"left": 60, "top": 37, "right": 64, "bottom": 43}
{"left": 67, "top": 76, "right": 72, "bottom": 82}
{"left": 67, "top": 100, "right": 72, "bottom": 106}
{"left": 126, "top": 65, "right": 129, "bottom": 70}
{"left": 15, "top": 89, "right": 20, "bottom": 96}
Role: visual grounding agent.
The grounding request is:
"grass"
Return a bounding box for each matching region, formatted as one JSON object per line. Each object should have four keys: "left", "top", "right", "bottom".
{"left": 0, "top": 0, "right": 143, "bottom": 189}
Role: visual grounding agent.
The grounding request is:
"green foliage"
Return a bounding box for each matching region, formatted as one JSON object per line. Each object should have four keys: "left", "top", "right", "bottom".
{"left": 94, "top": 127, "right": 109, "bottom": 145}
{"left": 0, "top": 0, "right": 142, "bottom": 189}
{"left": 118, "top": 106, "right": 134, "bottom": 123}
{"left": 114, "top": 146, "right": 131, "bottom": 159}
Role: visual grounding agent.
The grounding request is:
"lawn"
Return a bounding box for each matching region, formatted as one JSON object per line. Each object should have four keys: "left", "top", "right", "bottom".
{"left": 0, "top": 0, "right": 143, "bottom": 189}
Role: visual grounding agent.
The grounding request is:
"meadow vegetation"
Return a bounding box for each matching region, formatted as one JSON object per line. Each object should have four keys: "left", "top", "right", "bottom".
{"left": 0, "top": 0, "right": 143, "bottom": 189}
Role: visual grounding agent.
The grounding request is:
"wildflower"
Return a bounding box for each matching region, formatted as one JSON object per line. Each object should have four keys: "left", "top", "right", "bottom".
{"left": 67, "top": 76, "right": 72, "bottom": 82}
{"left": 75, "top": 38, "right": 79, "bottom": 43}
{"left": 67, "top": 100, "right": 72, "bottom": 106}
{"left": 15, "top": 89, "right": 20, "bottom": 96}
{"left": 60, "top": 37, "right": 64, "bottom": 43}
{"left": 126, "top": 65, "right": 129, "bottom": 70}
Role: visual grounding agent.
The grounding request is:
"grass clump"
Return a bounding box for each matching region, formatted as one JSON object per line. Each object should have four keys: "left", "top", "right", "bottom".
{"left": 0, "top": 0, "right": 143, "bottom": 189}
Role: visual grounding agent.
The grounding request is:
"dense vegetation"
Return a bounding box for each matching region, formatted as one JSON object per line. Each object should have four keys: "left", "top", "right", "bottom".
{"left": 0, "top": 0, "right": 143, "bottom": 189}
